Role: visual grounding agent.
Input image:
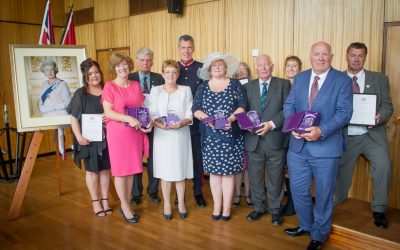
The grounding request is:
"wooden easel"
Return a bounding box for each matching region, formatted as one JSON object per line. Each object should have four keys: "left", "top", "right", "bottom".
{"left": 8, "top": 129, "right": 118, "bottom": 220}
{"left": 8, "top": 131, "right": 43, "bottom": 220}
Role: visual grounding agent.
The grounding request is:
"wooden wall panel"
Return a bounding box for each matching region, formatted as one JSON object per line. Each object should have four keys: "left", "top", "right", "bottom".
{"left": 168, "top": 1, "right": 225, "bottom": 64}
{"left": 225, "top": 0, "right": 294, "bottom": 79}
{"left": 75, "top": 24, "right": 96, "bottom": 58}
{"left": 0, "top": 0, "right": 19, "bottom": 21}
{"left": 384, "top": 25, "right": 400, "bottom": 208}
{"left": 109, "top": 18, "right": 129, "bottom": 49}
{"left": 294, "top": 0, "right": 383, "bottom": 72}
{"left": 64, "top": 0, "right": 94, "bottom": 11}
{"left": 128, "top": 10, "right": 169, "bottom": 73}
{"left": 94, "top": 21, "right": 110, "bottom": 50}
{"left": 94, "top": 0, "right": 129, "bottom": 22}
{"left": 385, "top": 0, "right": 400, "bottom": 22}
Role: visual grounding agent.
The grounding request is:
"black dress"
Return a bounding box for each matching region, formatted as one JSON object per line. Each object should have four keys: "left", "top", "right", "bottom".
{"left": 67, "top": 87, "right": 111, "bottom": 172}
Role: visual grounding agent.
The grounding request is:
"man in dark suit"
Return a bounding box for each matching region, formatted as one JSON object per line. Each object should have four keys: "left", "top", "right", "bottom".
{"left": 335, "top": 42, "right": 393, "bottom": 229}
{"left": 283, "top": 41, "right": 353, "bottom": 250}
{"left": 128, "top": 47, "right": 164, "bottom": 205}
{"left": 176, "top": 34, "right": 206, "bottom": 208}
{"left": 244, "top": 54, "right": 291, "bottom": 225}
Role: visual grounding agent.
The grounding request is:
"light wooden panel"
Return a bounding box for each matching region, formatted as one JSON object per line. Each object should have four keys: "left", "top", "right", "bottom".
{"left": 168, "top": 0, "right": 225, "bottom": 65}
{"left": 384, "top": 25, "right": 400, "bottom": 208}
{"left": 94, "top": 21, "right": 110, "bottom": 50}
{"left": 225, "top": 0, "right": 294, "bottom": 79}
{"left": 128, "top": 10, "right": 169, "bottom": 73}
{"left": 294, "top": 0, "right": 384, "bottom": 72}
{"left": 93, "top": 0, "right": 129, "bottom": 22}
{"left": 75, "top": 24, "right": 96, "bottom": 59}
{"left": 64, "top": 0, "right": 93, "bottom": 11}
{"left": 385, "top": 0, "right": 400, "bottom": 22}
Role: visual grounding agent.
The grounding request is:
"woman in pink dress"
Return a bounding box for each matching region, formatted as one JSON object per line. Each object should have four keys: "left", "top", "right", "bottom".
{"left": 102, "top": 53, "right": 151, "bottom": 223}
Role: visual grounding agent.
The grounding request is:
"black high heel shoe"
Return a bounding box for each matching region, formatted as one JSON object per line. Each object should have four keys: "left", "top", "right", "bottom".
{"left": 212, "top": 214, "right": 221, "bottom": 220}
{"left": 101, "top": 198, "right": 113, "bottom": 215}
{"left": 221, "top": 215, "right": 231, "bottom": 221}
{"left": 164, "top": 213, "right": 172, "bottom": 220}
{"left": 119, "top": 207, "right": 139, "bottom": 223}
{"left": 179, "top": 211, "right": 188, "bottom": 219}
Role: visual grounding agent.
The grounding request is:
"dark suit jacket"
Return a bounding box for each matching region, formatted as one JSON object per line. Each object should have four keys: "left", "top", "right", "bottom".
{"left": 344, "top": 70, "right": 393, "bottom": 148}
{"left": 244, "top": 77, "right": 291, "bottom": 152}
{"left": 128, "top": 71, "right": 164, "bottom": 90}
{"left": 283, "top": 68, "right": 353, "bottom": 158}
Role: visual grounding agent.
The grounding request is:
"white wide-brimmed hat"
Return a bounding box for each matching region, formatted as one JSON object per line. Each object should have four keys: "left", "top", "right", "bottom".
{"left": 197, "top": 52, "right": 240, "bottom": 80}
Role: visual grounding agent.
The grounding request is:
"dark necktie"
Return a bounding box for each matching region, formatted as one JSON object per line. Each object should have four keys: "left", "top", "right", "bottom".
{"left": 261, "top": 82, "right": 268, "bottom": 109}
{"left": 352, "top": 76, "right": 360, "bottom": 93}
{"left": 308, "top": 76, "right": 320, "bottom": 109}
{"left": 143, "top": 76, "right": 150, "bottom": 94}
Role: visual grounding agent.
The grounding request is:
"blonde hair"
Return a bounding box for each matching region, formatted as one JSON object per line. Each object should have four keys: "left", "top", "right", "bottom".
{"left": 162, "top": 59, "right": 180, "bottom": 73}
{"left": 109, "top": 53, "right": 134, "bottom": 72}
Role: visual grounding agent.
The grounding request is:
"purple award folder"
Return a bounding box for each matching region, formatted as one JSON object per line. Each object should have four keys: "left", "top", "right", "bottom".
{"left": 235, "top": 111, "right": 264, "bottom": 133}
{"left": 201, "top": 113, "right": 228, "bottom": 129}
{"left": 282, "top": 111, "right": 320, "bottom": 134}
{"left": 125, "top": 107, "right": 150, "bottom": 128}
{"left": 165, "top": 114, "right": 180, "bottom": 125}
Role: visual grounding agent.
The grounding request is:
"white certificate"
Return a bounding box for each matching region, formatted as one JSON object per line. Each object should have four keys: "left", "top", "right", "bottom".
{"left": 82, "top": 114, "right": 103, "bottom": 142}
{"left": 349, "top": 94, "right": 377, "bottom": 126}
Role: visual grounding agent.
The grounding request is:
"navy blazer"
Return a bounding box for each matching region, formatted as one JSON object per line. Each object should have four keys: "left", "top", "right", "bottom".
{"left": 283, "top": 68, "right": 353, "bottom": 158}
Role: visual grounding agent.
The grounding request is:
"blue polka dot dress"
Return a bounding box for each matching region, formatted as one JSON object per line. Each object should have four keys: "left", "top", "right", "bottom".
{"left": 192, "top": 79, "right": 247, "bottom": 175}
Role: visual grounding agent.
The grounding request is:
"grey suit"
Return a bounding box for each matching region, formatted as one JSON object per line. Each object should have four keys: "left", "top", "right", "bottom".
{"left": 335, "top": 70, "right": 393, "bottom": 212}
{"left": 244, "top": 77, "right": 291, "bottom": 214}
{"left": 128, "top": 71, "right": 164, "bottom": 197}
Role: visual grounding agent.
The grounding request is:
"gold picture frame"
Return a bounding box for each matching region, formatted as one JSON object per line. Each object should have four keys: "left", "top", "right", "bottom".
{"left": 9, "top": 44, "right": 87, "bottom": 132}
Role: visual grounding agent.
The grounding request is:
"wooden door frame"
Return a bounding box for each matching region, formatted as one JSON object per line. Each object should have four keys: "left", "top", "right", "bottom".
{"left": 96, "top": 47, "right": 130, "bottom": 61}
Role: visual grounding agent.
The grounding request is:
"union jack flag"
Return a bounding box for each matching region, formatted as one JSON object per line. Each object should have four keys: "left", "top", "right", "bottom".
{"left": 39, "top": 0, "right": 55, "bottom": 45}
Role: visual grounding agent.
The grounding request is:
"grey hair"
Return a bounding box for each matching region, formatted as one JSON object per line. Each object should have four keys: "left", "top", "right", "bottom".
{"left": 40, "top": 59, "right": 58, "bottom": 74}
{"left": 136, "top": 47, "right": 153, "bottom": 60}
{"left": 178, "top": 34, "right": 195, "bottom": 47}
{"left": 256, "top": 54, "right": 274, "bottom": 65}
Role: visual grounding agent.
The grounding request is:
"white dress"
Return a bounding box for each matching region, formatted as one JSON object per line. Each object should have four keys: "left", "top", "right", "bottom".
{"left": 150, "top": 85, "right": 194, "bottom": 181}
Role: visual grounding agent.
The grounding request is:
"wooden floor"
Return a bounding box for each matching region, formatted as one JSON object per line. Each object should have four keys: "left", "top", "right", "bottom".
{"left": 0, "top": 154, "right": 343, "bottom": 249}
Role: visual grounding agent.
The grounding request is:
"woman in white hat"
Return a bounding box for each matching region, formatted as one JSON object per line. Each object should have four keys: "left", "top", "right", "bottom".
{"left": 192, "top": 52, "right": 247, "bottom": 221}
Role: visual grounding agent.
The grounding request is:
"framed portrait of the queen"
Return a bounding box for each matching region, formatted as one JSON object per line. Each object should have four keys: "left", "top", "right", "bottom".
{"left": 9, "top": 44, "right": 87, "bottom": 132}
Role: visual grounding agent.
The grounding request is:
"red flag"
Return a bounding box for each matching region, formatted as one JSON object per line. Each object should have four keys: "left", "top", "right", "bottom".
{"left": 39, "top": 0, "right": 55, "bottom": 45}
{"left": 60, "top": 7, "right": 76, "bottom": 45}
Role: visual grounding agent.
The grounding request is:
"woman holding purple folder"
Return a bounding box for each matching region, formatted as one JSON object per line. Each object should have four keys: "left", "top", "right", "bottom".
{"left": 150, "top": 60, "right": 193, "bottom": 220}
{"left": 193, "top": 52, "right": 247, "bottom": 221}
{"left": 102, "top": 53, "right": 151, "bottom": 223}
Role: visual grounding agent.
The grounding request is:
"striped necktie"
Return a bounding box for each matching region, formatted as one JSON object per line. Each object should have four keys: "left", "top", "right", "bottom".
{"left": 308, "top": 76, "right": 320, "bottom": 109}
{"left": 143, "top": 76, "right": 150, "bottom": 94}
{"left": 352, "top": 76, "right": 360, "bottom": 93}
{"left": 261, "top": 82, "right": 268, "bottom": 109}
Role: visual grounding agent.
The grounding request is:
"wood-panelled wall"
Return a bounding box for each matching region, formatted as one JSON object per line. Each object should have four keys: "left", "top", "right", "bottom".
{"left": 0, "top": 0, "right": 74, "bottom": 156}
{"left": 1, "top": 0, "right": 400, "bottom": 208}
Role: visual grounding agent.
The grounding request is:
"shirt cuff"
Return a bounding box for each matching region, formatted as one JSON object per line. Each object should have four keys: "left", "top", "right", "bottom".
{"left": 269, "top": 121, "right": 276, "bottom": 130}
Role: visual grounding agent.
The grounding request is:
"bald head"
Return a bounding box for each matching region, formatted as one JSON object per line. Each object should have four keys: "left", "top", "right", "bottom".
{"left": 309, "top": 41, "right": 334, "bottom": 75}
{"left": 255, "top": 54, "right": 274, "bottom": 81}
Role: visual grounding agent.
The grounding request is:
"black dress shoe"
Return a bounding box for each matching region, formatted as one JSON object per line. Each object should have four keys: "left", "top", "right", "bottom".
{"left": 163, "top": 213, "right": 172, "bottom": 220}
{"left": 195, "top": 195, "right": 206, "bottom": 208}
{"left": 307, "top": 240, "right": 322, "bottom": 250}
{"left": 179, "top": 212, "right": 188, "bottom": 219}
{"left": 221, "top": 215, "right": 231, "bottom": 221}
{"left": 211, "top": 214, "right": 221, "bottom": 220}
{"left": 373, "top": 212, "right": 388, "bottom": 228}
{"left": 119, "top": 208, "right": 139, "bottom": 223}
{"left": 149, "top": 193, "right": 161, "bottom": 204}
{"left": 246, "top": 211, "right": 266, "bottom": 222}
{"left": 131, "top": 195, "right": 141, "bottom": 206}
{"left": 271, "top": 214, "right": 282, "bottom": 226}
{"left": 284, "top": 226, "right": 310, "bottom": 237}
